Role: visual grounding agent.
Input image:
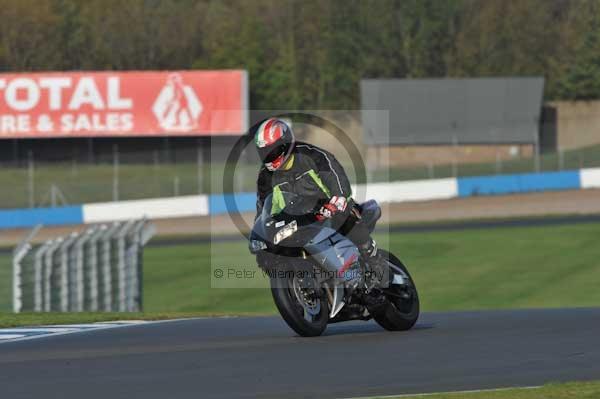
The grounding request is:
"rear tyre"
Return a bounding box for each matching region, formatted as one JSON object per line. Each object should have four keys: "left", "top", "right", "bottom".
{"left": 270, "top": 270, "right": 329, "bottom": 337}
{"left": 373, "top": 250, "right": 419, "bottom": 331}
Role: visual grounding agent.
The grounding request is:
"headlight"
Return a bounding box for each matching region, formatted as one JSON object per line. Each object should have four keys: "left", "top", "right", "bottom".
{"left": 273, "top": 220, "right": 298, "bottom": 244}
{"left": 250, "top": 239, "right": 267, "bottom": 252}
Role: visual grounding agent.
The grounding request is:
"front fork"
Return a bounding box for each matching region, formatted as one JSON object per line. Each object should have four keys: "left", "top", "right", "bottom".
{"left": 323, "top": 281, "right": 346, "bottom": 318}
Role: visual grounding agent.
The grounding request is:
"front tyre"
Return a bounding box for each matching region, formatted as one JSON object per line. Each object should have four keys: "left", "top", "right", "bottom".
{"left": 270, "top": 271, "right": 329, "bottom": 337}
{"left": 373, "top": 250, "right": 420, "bottom": 331}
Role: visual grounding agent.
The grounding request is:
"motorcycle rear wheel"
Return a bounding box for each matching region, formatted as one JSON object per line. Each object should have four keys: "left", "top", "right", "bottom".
{"left": 270, "top": 271, "right": 329, "bottom": 337}
{"left": 372, "top": 250, "right": 420, "bottom": 331}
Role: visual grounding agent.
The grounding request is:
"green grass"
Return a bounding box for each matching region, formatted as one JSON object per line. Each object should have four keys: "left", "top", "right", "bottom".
{"left": 1, "top": 221, "right": 599, "bottom": 326}
{"left": 138, "top": 221, "right": 600, "bottom": 314}
{"left": 0, "top": 312, "right": 259, "bottom": 329}
{"left": 4, "top": 143, "right": 600, "bottom": 209}
{"left": 379, "top": 381, "right": 600, "bottom": 399}
{"left": 0, "top": 253, "right": 11, "bottom": 311}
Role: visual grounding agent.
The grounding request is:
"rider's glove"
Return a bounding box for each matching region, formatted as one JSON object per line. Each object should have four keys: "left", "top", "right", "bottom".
{"left": 316, "top": 196, "right": 347, "bottom": 221}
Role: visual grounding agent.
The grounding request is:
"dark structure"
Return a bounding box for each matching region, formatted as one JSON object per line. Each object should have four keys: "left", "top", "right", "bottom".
{"left": 361, "top": 77, "right": 545, "bottom": 146}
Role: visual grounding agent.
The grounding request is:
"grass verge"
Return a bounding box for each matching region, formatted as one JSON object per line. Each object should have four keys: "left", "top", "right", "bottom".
{"left": 142, "top": 221, "right": 600, "bottom": 313}
{"left": 1, "top": 220, "right": 599, "bottom": 324}
{"left": 0, "top": 311, "right": 269, "bottom": 328}
{"left": 378, "top": 381, "right": 600, "bottom": 399}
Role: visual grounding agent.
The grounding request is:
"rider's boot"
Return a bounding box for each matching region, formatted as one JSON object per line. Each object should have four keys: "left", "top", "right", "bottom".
{"left": 360, "top": 238, "right": 389, "bottom": 313}
{"left": 359, "top": 238, "right": 378, "bottom": 258}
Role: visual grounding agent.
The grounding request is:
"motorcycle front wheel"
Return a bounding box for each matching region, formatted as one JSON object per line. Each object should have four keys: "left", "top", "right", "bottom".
{"left": 270, "top": 270, "right": 329, "bottom": 337}
{"left": 373, "top": 250, "right": 420, "bottom": 331}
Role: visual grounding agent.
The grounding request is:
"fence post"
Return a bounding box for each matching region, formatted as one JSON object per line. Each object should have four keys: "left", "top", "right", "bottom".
{"left": 12, "top": 253, "right": 22, "bottom": 314}
{"left": 138, "top": 221, "right": 156, "bottom": 312}
{"left": 59, "top": 233, "right": 79, "bottom": 312}
{"left": 113, "top": 144, "right": 119, "bottom": 202}
{"left": 101, "top": 223, "right": 121, "bottom": 311}
{"left": 12, "top": 245, "right": 31, "bottom": 313}
{"left": 87, "top": 226, "right": 106, "bottom": 312}
{"left": 495, "top": 151, "right": 502, "bottom": 174}
{"left": 197, "top": 140, "right": 203, "bottom": 194}
{"left": 28, "top": 151, "right": 35, "bottom": 208}
{"left": 117, "top": 221, "right": 135, "bottom": 312}
{"left": 33, "top": 242, "right": 50, "bottom": 312}
{"left": 427, "top": 162, "right": 434, "bottom": 179}
{"left": 12, "top": 225, "right": 42, "bottom": 313}
{"left": 174, "top": 176, "right": 180, "bottom": 197}
{"left": 558, "top": 149, "right": 564, "bottom": 170}
{"left": 44, "top": 239, "right": 63, "bottom": 312}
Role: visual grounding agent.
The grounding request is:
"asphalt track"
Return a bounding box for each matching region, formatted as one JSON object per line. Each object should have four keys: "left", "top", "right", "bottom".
{"left": 1, "top": 308, "right": 599, "bottom": 399}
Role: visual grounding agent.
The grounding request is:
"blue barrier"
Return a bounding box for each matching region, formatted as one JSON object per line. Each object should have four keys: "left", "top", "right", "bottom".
{"left": 457, "top": 170, "right": 581, "bottom": 197}
{"left": 0, "top": 206, "right": 83, "bottom": 229}
{"left": 0, "top": 169, "right": 590, "bottom": 230}
{"left": 208, "top": 192, "right": 255, "bottom": 215}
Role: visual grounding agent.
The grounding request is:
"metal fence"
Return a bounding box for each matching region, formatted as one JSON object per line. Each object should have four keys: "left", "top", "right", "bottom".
{"left": 1, "top": 115, "right": 600, "bottom": 210}
{"left": 9, "top": 145, "right": 600, "bottom": 208}
{"left": 12, "top": 219, "right": 155, "bottom": 313}
{"left": 0, "top": 145, "right": 259, "bottom": 210}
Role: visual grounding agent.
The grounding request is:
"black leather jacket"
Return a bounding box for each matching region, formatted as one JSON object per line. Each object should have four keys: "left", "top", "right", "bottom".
{"left": 255, "top": 142, "right": 352, "bottom": 219}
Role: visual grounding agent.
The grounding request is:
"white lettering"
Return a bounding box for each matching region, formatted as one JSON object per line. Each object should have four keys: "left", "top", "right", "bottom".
{"left": 60, "top": 112, "right": 134, "bottom": 133}
{"left": 61, "top": 114, "right": 74, "bottom": 132}
{"left": 0, "top": 115, "right": 30, "bottom": 133}
{"left": 39, "top": 78, "right": 71, "bottom": 110}
{"left": 1, "top": 115, "right": 16, "bottom": 132}
{"left": 6, "top": 78, "right": 40, "bottom": 111}
{"left": 68, "top": 77, "right": 104, "bottom": 110}
{"left": 73, "top": 114, "right": 92, "bottom": 131}
{"left": 107, "top": 77, "right": 132, "bottom": 109}
{"left": 121, "top": 113, "right": 133, "bottom": 131}
{"left": 36, "top": 114, "right": 54, "bottom": 132}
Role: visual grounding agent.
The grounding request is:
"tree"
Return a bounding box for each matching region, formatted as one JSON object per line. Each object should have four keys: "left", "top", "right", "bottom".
{"left": 0, "top": 0, "right": 62, "bottom": 71}
{"left": 556, "top": 0, "right": 600, "bottom": 100}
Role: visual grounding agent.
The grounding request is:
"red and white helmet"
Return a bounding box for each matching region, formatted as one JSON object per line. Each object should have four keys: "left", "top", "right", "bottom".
{"left": 254, "top": 118, "right": 295, "bottom": 171}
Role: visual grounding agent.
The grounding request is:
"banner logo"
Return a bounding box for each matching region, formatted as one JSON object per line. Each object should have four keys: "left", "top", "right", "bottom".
{"left": 152, "top": 73, "right": 203, "bottom": 132}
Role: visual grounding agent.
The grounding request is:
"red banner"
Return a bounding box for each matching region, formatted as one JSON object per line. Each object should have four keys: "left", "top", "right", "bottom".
{"left": 0, "top": 70, "right": 247, "bottom": 138}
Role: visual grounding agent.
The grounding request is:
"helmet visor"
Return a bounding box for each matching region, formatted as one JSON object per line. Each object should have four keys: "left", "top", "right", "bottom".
{"left": 259, "top": 143, "right": 291, "bottom": 164}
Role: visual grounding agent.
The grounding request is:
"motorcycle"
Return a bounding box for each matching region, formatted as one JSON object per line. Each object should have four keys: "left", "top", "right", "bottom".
{"left": 249, "top": 191, "right": 419, "bottom": 337}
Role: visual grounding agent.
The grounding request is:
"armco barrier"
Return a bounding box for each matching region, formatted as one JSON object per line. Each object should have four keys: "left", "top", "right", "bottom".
{"left": 0, "top": 206, "right": 83, "bottom": 229}
{"left": 208, "top": 193, "right": 255, "bottom": 215}
{"left": 351, "top": 178, "right": 458, "bottom": 204}
{"left": 2, "top": 167, "right": 600, "bottom": 229}
{"left": 83, "top": 195, "right": 209, "bottom": 224}
{"left": 457, "top": 170, "right": 581, "bottom": 197}
{"left": 580, "top": 167, "right": 600, "bottom": 189}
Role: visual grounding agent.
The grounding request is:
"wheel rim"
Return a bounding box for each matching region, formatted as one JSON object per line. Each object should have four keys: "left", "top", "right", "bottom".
{"left": 290, "top": 275, "right": 321, "bottom": 322}
{"left": 385, "top": 261, "right": 418, "bottom": 316}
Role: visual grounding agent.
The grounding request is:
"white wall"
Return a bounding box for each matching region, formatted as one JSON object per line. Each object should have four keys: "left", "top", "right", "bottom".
{"left": 83, "top": 195, "right": 209, "bottom": 223}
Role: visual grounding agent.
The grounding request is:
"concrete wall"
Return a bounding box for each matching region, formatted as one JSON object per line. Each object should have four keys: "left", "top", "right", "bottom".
{"left": 320, "top": 99, "right": 600, "bottom": 169}
{"left": 298, "top": 112, "right": 536, "bottom": 168}
{"left": 548, "top": 100, "right": 600, "bottom": 151}
{"left": 367, "top": 144, "right": 534, "bottom": 168}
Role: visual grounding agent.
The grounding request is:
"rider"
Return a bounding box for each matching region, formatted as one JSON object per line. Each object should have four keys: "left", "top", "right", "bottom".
{"left": 253, "top": 117, "right": 377, "bottom": 286}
